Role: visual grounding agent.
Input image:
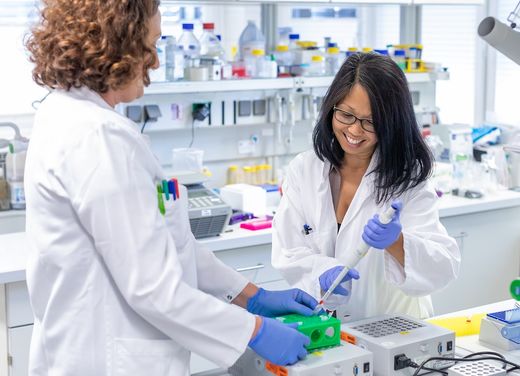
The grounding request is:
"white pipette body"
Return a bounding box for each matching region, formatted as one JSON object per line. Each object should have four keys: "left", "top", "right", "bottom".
{"left": 313, "top": 205, "right": 397, "bottom": 314}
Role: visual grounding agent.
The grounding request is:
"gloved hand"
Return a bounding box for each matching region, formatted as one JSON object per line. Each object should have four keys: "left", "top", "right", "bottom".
{"left": 247, "top": 288, "right": 319, "bottom": 317}
{"left": 362, "top": 201, "right": 403, "bottom": 249}
{"left": 319, "top": 266, "right": 360, "bottom": 296}
{"left": 249, "top": 317, "right": 310, "bottom": 366}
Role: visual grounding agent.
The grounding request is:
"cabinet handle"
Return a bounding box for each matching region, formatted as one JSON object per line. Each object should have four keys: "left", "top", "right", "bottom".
{"left": 236, "top": 264, "right": 265, "bottom": 272}
{"left": 451, "top": 231, "right": 468, "bottom": 253}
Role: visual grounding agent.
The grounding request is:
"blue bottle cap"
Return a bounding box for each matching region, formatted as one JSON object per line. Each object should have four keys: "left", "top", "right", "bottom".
{"left": 289, "top": 33, "right": 300, "bottom": 40}
{"left": 182, "top": 23, "right": 194, "bottom": 30}
{"left": 327, "top": 42, "right": 337, "bottom": 48}
{"left": 394, "top": 49, "right": 406, "bottom": 56}
{"left": 374, "top": 49, "right": 389, "bottom": 55}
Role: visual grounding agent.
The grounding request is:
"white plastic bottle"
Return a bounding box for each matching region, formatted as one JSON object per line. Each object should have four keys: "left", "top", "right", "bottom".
{"left": 165, "top": 36, "right": 183, "bottom": 81}
{"left": 306, "top": 55, "right": 325, "bottom": 76}
{"left": 326, "top": 46, "right": 343, "bottom": 75}
{"left": 245, "top": 49, "right": 265, "bottom": 77}
{"left": 150, "top": 36, "right": 167, "bottom": 82}
{"left": 258, "top": 54, "right": 278, "bottom": 78}
{"left": 238, "top": 20, "right": 265, "bottom": 60}
{"left": 274, "top": 45, "right": 292, "bottom": 76}
{"left": 200, "top": 23, "right": 225, "bottom": 60}
{"left": 178, "top": 23, "right": 201, "bottom": 68}
{"left": 288, "top": 33, "right": 300, "bottom": 51}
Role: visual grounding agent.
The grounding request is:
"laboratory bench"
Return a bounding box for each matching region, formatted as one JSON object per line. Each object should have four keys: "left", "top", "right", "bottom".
{"left": 192, "top": 299, "right": 520, "bottom": 376}
{"left": 1, "top": 189, "right": 520, "bottom": 375}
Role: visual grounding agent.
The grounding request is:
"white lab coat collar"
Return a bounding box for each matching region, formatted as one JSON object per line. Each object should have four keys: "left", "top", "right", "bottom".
{"left": 58, "top": 86, "right": 115, "bottom": 111}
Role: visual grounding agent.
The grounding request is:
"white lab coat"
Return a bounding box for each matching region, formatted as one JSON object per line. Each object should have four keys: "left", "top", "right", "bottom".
{"left": 272, "top": 150, "right": 460, "bottom": 321}
{"left": 24, "top": 87, "right": 255, "bottom": 376}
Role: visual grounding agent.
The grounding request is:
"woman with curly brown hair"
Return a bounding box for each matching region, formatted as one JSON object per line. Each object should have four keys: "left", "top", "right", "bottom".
{"left": 24, "top": 1, "right": 316, "bottom": 374}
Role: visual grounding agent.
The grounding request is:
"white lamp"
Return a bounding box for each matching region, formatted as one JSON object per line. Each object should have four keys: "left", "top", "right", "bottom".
{"left": 478, "top": 2, "right": 520, "bottom": 65}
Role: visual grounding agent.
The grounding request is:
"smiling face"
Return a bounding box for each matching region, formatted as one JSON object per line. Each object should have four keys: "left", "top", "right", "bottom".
{"left": 332, "top": 83, "right": 378, "bottom": 161}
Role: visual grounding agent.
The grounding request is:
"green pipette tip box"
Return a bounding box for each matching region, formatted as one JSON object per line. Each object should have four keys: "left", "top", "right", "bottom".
{"left": 275, "top": 313, "right": 341, "bottom": 351}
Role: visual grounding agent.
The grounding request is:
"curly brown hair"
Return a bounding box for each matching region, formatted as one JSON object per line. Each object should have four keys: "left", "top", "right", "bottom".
{"left": 26, "top": 0, "right": 160, "bottom": 93}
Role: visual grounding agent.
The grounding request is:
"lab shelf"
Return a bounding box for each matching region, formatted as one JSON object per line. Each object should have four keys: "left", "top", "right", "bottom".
{"left": 144, "top": 72, "right": 449, "bottom": 95}
{"left": 0, "top": 210, "right": 25, "bottom": 219}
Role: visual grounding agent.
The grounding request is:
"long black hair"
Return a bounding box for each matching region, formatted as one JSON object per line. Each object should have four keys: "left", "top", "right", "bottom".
{"left": 312, "top": 52, "right": 433, "bottom": 204}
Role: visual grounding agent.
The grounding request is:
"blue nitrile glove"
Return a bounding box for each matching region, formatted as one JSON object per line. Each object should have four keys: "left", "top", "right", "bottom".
{"left": 362, "top": 201, "right": 403, "bottom": 249}
{"left": 249, "top": 317, "right": 310, "bottom": 366}
{"left": 247, "top": 288, "right": 319, "bottom": 317}
{"left": 319, "top": 266, "right": 360, "bottom": 296}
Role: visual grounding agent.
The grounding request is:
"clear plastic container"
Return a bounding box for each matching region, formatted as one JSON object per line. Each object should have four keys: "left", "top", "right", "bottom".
{"left": 242, "top": 166, "right": 254, "bottom": 184}
{"left": 450, "top": 152, "right": 471, "bottom": 191}
{"left": 274, "top": 45, "right": 292, "bottom": 76}
{"left": 325, "top": 47, "right": 343, "bottom": 75}
{"left": 0, "top": 153, "right": 8, "bottom": 211}
{"left": 178, "top": 23, "right": 201, "bottom": 68}
{"left": 258, "top": 54, "right": 277, "bottom": 78}
{"left": 200, "top": 23, "right": 225, "bottom": 61}
{"left": 393, "top": 49, "right": 406, "bottom": 70}
{"left": 227, "top": 165, "right": 239, "bottom": 184}
{"left": 165, "top": 36, "right": 184, "bottom": 81}
{"left": 6, "top": 144, "right": 27, "bottom": 210}
{"left": 288, "top": 34, "right": 300, "bottom": 51}
{"left": 238, "top": 21, "right": 265, "bottom": 60}
{"left": 305, "top": 55, "right": 325, "bottom": 76}
{"left": 245, "top": 49, "right": 265, "bottom": 77}
{"left": 277, "top": 27, "right": 292, "bottom": 47}
{"left": 150, "top": 36, "right": 167, "bottom": 82}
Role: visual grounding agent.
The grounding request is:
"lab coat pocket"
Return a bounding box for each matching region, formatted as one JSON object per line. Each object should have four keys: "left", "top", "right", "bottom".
{"left": 304, "top": 231, "right": 321, "bottom": 253}
{"left": 113, "top": 338, "right": 178, "bottom": 376}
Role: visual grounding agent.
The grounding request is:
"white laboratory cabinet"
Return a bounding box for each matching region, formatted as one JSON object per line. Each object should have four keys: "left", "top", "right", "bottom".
{"left": 433, "top": 205, "right": 520, "bottom": 314}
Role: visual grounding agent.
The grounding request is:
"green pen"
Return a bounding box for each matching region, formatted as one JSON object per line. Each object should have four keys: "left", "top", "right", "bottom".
{"left": 157, "top": 184, "right": 165, "bottom": 215}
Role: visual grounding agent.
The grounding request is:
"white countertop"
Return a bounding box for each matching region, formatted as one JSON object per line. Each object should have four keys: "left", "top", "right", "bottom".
{"left": 1, "top": 189, "right": 520, "bottom": 284}
{"left": 438, "top": 189, "right": 520, "bottom": 217}
{"left": 0, "top": 232, "right": 28, "bottom": 284}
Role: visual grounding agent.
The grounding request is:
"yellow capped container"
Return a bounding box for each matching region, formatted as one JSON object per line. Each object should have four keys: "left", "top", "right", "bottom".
{"left": 311, "top": 55, "right": 324, "bottom": 62}
{"left": 252, "top": 49, "right": 265, "bottom": 56}
{"left": 227, "top": 165, "right": 239, "bottom": 185}
{"left": 362, "top": 47, "right": 373, "bottom": 52}
{"left": 276, "top": 45, "right": 289, "bottom": 52}
{"left": 327, "top": 47, "right": 340, "bottom": 54}
{"left": 242, "top": 166, "right": 254, "bottom": 184}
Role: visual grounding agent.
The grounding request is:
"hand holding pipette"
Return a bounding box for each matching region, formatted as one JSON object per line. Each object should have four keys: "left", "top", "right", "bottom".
{"left": 313, "top": 201, "right": 402, "bottom": 315}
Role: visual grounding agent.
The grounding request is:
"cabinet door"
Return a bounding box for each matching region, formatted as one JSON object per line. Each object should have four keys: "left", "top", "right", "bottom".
{"left": 6, "top": 282, "right": 33, "bottom": 328}
{"left": 215, "top": 244, "right": 283, "bottom": 285}
{"left": 8, "top": 325, "right": 32, "bottom": 376}
{"left": 432, "top": 207, "right": 520, "bottom": 315}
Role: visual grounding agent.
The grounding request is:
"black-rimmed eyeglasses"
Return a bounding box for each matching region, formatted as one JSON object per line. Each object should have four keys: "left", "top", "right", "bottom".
{"left": 332, "top": 106, "right": 375, "bottom": 133}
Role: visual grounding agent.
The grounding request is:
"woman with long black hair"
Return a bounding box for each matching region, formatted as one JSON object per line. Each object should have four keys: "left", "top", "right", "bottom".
{"left": 272, "top": 53, "right": 460, "bottom": 321}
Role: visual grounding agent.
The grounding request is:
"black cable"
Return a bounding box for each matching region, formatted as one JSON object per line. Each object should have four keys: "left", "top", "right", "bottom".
{"left": 463, "top": 352, "right": 507, "bottom": 368}
{"left": 140, "top": 119, "right": 148, "bottom": 134}
{"left": 507, "top": 366, "right": 519, "bottom": 373}
{"left": 409, "top": 361, "right": 449, "bottom": 376}
{"left": 412, "top": 356, "right": 520, "bottom": 376}
{"left": 188, "top": 118, "right": 195, "bottom": 148}
{"left": 419, "top": 366, "right": 448, "bottom": 376}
